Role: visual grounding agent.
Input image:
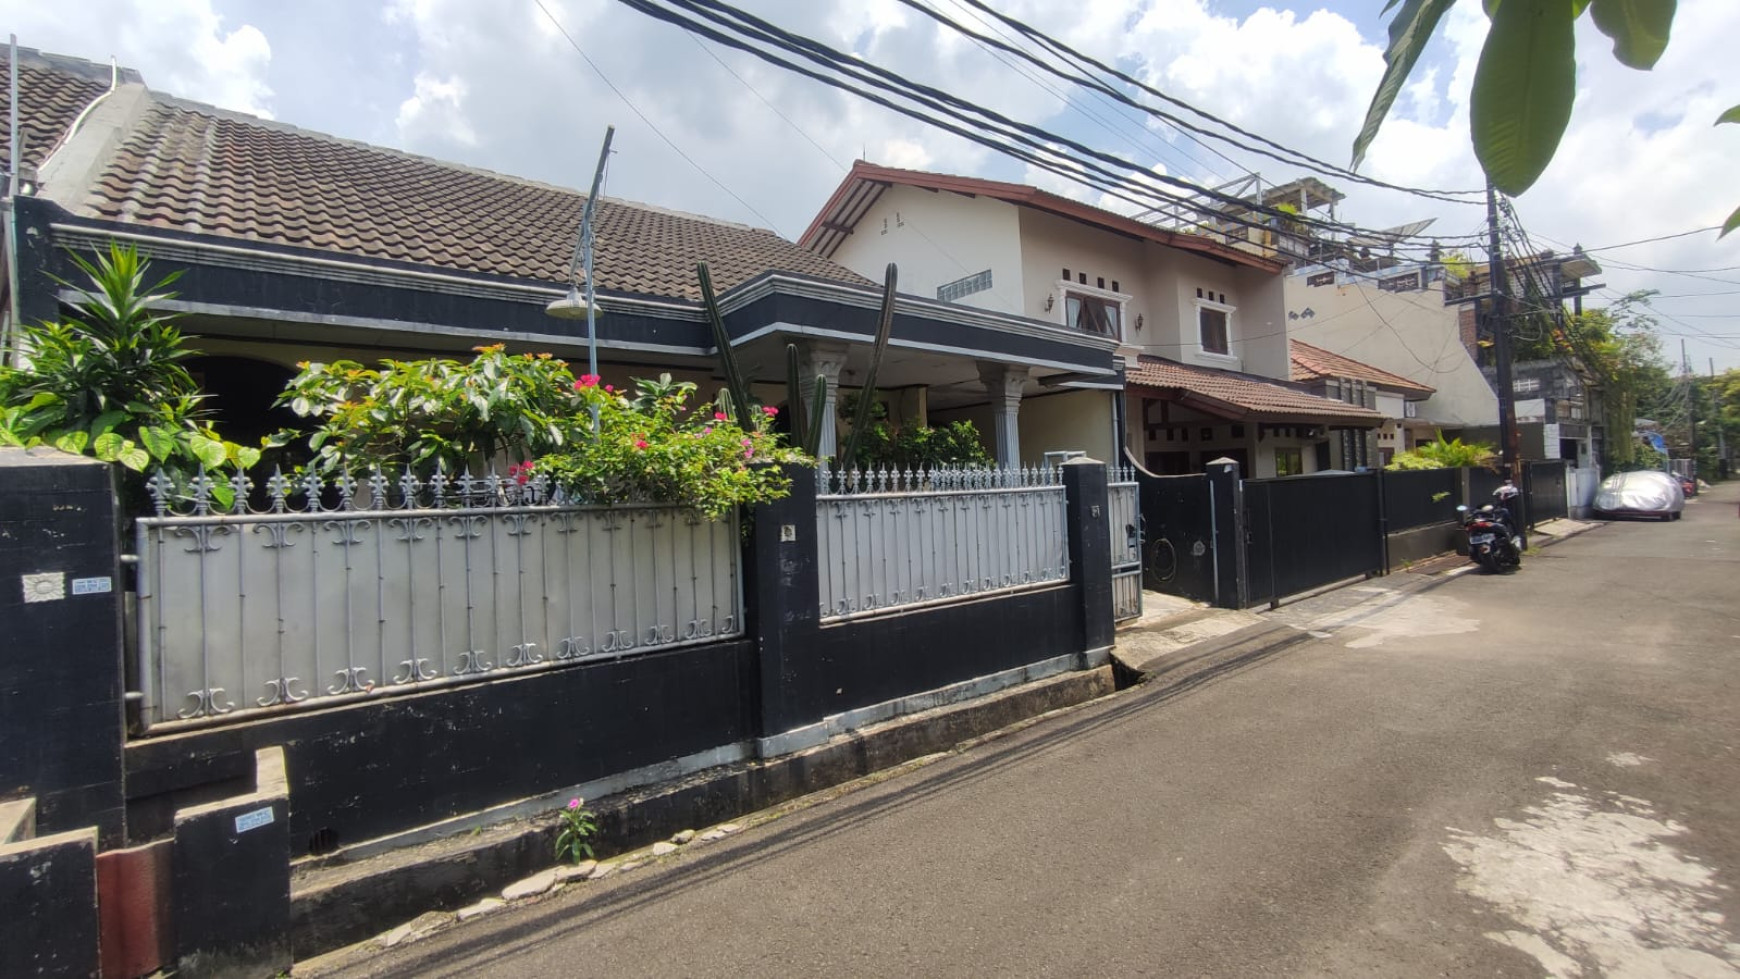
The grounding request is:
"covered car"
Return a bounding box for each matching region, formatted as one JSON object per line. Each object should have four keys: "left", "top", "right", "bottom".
{"left": 1593, "top": 470, "right": 1685, "bottom": 520}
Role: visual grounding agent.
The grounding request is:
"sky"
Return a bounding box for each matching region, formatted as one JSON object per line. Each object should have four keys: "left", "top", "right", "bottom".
{"left": 6, "top": 0, "right": 1739, "bottom": 370}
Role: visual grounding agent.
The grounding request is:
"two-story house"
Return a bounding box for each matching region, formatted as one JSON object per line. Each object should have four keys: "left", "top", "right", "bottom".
{"left": 801, "top": 162, "right": 1381, "bottom": 475}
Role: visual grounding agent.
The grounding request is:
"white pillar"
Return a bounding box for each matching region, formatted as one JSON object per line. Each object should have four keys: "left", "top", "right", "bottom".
{"left": 978, "top": 362, "right": 1030, "bottom": 467}
{"left": 796, "top": 340, "right": 851, "bottom": 461}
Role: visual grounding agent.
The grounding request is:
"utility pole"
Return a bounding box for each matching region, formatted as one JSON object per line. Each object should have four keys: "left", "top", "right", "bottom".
{"left": 1713, "top": 358, "right": 1729, "bottom": 479}
{"left": 1486, "top": 184, "right": 1520, "bottom": 485}
{"left": 1684, "top": 339, "right": 1695, "bottom": 482}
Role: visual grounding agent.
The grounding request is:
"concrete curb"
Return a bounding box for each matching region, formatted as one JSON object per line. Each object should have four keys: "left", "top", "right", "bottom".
{"left": 288, "top": 665, "right": 1114, "bottom": 959}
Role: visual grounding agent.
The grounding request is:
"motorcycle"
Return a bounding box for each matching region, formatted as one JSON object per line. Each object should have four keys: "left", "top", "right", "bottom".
{"left": 1457, "top": 480, "right": 1523, "bottom": 574}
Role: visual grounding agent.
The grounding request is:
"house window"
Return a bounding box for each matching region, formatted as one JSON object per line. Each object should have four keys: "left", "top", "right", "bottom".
{"left": 1197, "top": 301, "right": 1233, "bottom": 355}
{"left": 1275, "top": 447, "right": 1304, "bottom": 477}
{"left": 1066, "top": 293, "right": 1120, "bottom": 337}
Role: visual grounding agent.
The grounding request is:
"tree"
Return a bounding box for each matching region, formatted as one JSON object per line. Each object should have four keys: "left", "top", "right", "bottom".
{"left": 1354, "top": 0, "right": 1738, "bottom": 236}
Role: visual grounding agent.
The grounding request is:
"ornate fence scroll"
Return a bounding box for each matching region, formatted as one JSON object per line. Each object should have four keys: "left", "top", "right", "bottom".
{"left": 132, "top": 469, "right": 741, "bottom": 731}
{"left": 814, "top": 465, "right": 1069, "bottom": 622}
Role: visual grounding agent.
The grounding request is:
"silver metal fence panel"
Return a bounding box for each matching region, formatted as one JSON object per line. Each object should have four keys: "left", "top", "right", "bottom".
{"left": 133, "top": 470, "right": 742, "bottom": 732}
{"left": 1109, "top": 467, "right": 1142, "bottom": 622}
{"left": 814, "top": 466, "right": 1069, "bottom": 622}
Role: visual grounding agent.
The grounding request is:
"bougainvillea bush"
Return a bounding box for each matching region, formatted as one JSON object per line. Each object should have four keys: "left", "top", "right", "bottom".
{"left": 279, "top": 348, "right": 799, "bottom": 517}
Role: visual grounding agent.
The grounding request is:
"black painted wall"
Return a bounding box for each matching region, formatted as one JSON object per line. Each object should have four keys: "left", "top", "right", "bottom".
{"left": 0, "top": 449, "right": 127, "bottom": 846}
{"left": 126, "top": 640, "right": 755, "bottom": 854}
{"left": 0, "top": 827, "right": 100, "bottom": 979}
{"left": 753, "top": 466, "right": 1090, "bottom": 735}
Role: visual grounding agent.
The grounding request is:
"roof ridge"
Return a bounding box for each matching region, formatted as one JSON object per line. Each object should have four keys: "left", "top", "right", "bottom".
{"left": 147, "top": 93, "right": 772, "bottom": 234}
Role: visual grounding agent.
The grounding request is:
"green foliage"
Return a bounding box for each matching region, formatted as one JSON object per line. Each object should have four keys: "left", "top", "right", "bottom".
{"left": 1718, "top": 105, "right": 1740, "bottom": 238}
{"left": 536, "top": 375, "right": 798, "bottom": 519}
{"left": 279, "top": 348, "right": 797, "bottom": 517}
{"left": 1471, "top": 0, "right": 1578, "bottom": 194}
{"left": 278, "top": 345, "right": 582, "bottom": 474}
{"left": 0, "top": 243, "right": 257, "bottom": 510}
{"left": 846, "top": 402, "right": 993, "bottom": 472}
{"left": 1386, "top": 433, "right": 1497, "bottom": 470}
{"left": 1357, "top": 0, "right": 1681, "bottom": 195}
{"left": 555, "top": 797, "right": 599, "bottom": 865}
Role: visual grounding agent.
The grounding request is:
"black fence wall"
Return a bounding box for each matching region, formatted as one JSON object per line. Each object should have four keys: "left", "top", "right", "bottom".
{"left": 1244, "top": 472, "right": 1386, "bottom": 608}
{"left": 1382, "top": 468, "right": 1462, "bottom": 532}
{"left": 1525, "top": 460, "right": 1570, "bottom": 524}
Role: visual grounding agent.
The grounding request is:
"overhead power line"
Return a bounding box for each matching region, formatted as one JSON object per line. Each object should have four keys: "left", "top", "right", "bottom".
{"left": 531, "top": 0, "right": 785, "bottom": 233}
{"left": 942, "top": 0, "right": 1488, "bottom": 202}
{"left": 611, "top": 0, "right": 1489, "bottom": 251}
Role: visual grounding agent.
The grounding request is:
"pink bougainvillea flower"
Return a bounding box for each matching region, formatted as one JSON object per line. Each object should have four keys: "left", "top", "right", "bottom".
{"left": 762, "top": 405, "right": 779, "bottom": 417}
{"left": 635, "top": 439, "right": 649, "bottom": 450}
{"left": 713, "top": 411, "right": 728, "bottom": 421}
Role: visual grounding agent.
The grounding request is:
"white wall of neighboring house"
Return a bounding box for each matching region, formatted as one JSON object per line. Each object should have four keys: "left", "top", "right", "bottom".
{"left": 826, "top": 184, "right": 1026, "bottom": 315}
{"left": 1014, "top": 390, "right": 1116, "bottom": 465}
{"left": 1284, "top": 274, "right": 1498, "bottom": 431}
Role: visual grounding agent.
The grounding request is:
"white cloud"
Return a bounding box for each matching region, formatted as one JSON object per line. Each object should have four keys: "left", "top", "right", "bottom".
{"left": 1, "top": 0, "right": 273, "bottom": 116}
{"left": 395, "top": 73, "right": 475, "bottom": 148}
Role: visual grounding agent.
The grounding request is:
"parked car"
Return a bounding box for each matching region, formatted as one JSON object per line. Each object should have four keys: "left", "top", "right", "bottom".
{"left": 1593, "top": 470, "right": 1685, "bottom": 521}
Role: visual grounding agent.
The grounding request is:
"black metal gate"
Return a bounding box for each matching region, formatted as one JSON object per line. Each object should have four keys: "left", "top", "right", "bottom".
{"left": 1131, "top": 467, "right": 1218, "bottom": 604}
{"left": 1244, "top": 472, "right": 1384, "bottom": 608}
{"left": 1524, "top": 460, "right": 1569, "bottom": 525}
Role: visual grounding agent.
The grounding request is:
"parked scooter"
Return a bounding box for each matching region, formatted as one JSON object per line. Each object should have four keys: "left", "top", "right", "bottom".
{"left": 1457, "top": 480, "right": 1523, "bottom": 574}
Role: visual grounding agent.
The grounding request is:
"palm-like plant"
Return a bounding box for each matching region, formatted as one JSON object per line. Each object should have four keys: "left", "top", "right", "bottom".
{"left": 0, "top": 243, "right": 257, "bottom": 507}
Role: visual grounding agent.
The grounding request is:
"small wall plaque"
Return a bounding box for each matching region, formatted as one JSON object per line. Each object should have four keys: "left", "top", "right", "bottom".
{"left": 234, "top": 806, "right": 275, "bottom": 834}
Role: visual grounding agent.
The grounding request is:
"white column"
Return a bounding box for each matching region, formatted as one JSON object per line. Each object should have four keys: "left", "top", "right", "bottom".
{"left": 978, "top": 362, "right": 1030, "bottom": 467}
{"left": 796, "top": 340, "right": 851, "bottom": 461}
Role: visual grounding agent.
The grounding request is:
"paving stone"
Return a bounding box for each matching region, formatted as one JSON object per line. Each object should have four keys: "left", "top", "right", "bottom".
{"left": 502, "top": 869, "right": 558, "bottom": 901}
{"left": 588, "top": 862, "right": 618, "bottom": 880}
{"left": 555, "top": 860, "right": 597, "bottom": 882}
{"left": 382, "top": 911, "right": 450, "bottom": 948}
{"left": 618, "top": 860, "right": 644, "bottom": 873}
{"left": 456, "top": 898, "right": 504, "bottom": 922}
{"left": 651, "top": 841, "right": 678, "bottom": 856}
{"left": 719, "top": 824, "right": 743, "bottom": 834}
{"left": 697, "top": 829, "right": 728, "bottom": 843}
{"left": 671, "top": 830, "right": 696, "bottom": 845}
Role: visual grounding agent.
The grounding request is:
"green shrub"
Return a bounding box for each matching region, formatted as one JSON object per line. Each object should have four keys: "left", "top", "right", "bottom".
{"left": 0, "top": 244, "right": 257, "bottom": 509}
{"left": 1386, "top": 433, "right": 1496, "bottom": 471}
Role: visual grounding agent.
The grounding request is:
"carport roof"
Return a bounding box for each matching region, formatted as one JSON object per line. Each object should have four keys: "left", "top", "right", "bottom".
{"left": 1126, "top": 355, "right": 1384, "bottom": 426}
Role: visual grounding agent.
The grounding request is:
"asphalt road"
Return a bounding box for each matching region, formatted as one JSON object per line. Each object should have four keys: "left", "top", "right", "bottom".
{"left": 318, "top": 483, "right": 1740, "bottom": 978}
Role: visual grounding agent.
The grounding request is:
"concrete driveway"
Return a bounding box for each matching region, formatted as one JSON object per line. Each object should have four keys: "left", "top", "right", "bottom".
{"left": 310, "top": 482, "right": 1740, "bottom": 978}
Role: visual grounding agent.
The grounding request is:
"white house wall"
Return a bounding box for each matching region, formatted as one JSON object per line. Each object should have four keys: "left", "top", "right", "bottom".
{"left": 1016, "top": 208, "right": 1152, "bottom": 339}
{"left": 1015, "top": 389, "right": 1115, "bottom": 465}
{"left": 828, "top": 184, "right": 1026, "bottom": 315}
{"left": 1285, "top": 275, "right": 1498, "bottom": 429}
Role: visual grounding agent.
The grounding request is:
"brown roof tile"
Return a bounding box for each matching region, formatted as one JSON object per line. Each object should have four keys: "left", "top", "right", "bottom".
{"left": 1126, "top": 355, "right": 1384, "bottom": 424}
{"left": 1, "top": 49, "right": 134, "bottom": 174}
{"left": 1289, "top": 340, "right": 1436, "bottom": 396}
{"left": 73, "top": 95, "right": 870, "bottom": 301}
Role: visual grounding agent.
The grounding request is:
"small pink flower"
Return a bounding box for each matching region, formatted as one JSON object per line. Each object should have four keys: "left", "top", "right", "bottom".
{"left": 635, "top": 439, "right": 649, "bottom": 450}
{"left": 567, "top": 798, "right": 582, "bottom": 810}
{"left": 703, "top": 426, "right": 712, "bottom": 435}
{"left": 577, "top": 374, "right": 600, "bottom": 388}
{"left": 741, "top": 438, "right": 752, "bottom": 447}
{"left": 745, "top": 448, "right": 754, "bottom": 459}
{"left": 762, "top": 405, "right": 779, "bottom": 417}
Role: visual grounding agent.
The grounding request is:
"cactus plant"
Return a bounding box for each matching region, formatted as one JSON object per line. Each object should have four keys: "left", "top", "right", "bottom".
{"left": 694, "top": 260, "right": 898, "bottom": 463}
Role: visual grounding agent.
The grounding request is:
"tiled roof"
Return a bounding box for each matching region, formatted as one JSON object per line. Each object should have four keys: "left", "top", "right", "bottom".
{"left": 1290, "top": 340, "right": 1435, "bottom": 396}
{"left": 1, "top": 49, "right": 136, "bottom": 174}
{"left": 65, "top": 94, "right": 869, "bottom": 301}
{"left": 1126, "top": 355, "right": 1384, "bottom": 424}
